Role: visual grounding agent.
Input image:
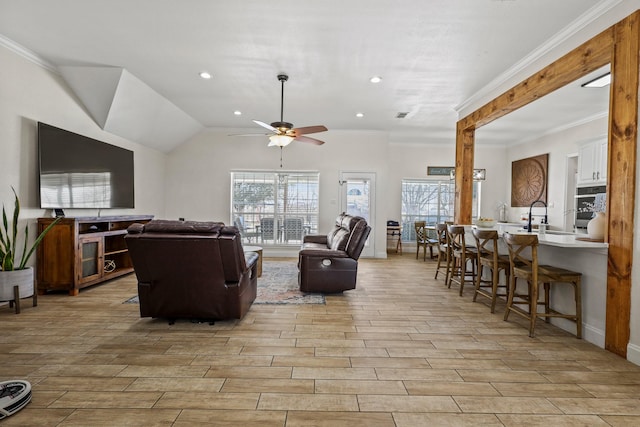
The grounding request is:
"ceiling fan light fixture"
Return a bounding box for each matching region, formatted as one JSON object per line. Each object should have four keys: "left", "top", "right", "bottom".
{"left": 268, "top": 134, "right": 294, "bottom": 147}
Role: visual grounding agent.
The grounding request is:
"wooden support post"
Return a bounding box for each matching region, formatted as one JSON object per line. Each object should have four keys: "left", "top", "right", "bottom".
{"left": 455, "top": 123, "right": 475, "bottom": 225}
{"left": 605, "top": 12, "right": 639, "bottom": 357}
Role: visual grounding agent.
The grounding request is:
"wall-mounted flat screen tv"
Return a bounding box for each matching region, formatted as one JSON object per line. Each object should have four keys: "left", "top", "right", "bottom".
{"left": 38, "top": 122, "right": 135, "bottom": 209}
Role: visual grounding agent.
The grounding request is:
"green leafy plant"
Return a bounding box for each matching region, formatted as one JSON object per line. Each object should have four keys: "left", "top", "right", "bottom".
{"left": 0, "top": 187, "right": 60, "bottom": 271}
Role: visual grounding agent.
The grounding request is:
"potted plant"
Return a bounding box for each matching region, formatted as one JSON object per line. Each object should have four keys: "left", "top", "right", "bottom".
{"left": 0, "top": 187, "right": 60, "bottom": 307}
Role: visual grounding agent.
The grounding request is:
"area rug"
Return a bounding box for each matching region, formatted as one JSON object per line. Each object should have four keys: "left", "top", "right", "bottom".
{"left": 124, "top": 261, "right": 325, "bottom": 305}
{"left": 256, "top": 261, "right": 325, "bottom": 304}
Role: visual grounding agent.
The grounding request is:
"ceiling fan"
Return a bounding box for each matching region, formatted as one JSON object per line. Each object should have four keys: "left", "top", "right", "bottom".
{"left": 236, "top": 74, "right": 327, "bottom": 147}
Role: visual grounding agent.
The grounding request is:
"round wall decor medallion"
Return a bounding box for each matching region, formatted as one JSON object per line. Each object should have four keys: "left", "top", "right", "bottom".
{"left": 511, "top": 154, "right": 548, "bottom": 207}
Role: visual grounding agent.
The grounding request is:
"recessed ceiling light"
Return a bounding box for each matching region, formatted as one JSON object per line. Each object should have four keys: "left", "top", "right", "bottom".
{"left": 369, "top": 76, "right": 382, "bottom": 83}
{"left": 356, "top": 112, "right": 364, "bottom": 118}
{"left": 233, "top": 110, "right": 242, "bottom": 116}
{"left": 199, "top": 71, "right": 212, "bottom": 79}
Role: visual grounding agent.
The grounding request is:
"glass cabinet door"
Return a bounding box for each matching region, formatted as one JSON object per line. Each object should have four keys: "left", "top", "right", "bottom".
{"left": 78, "top": 236, "right": 102, "bottom": 283}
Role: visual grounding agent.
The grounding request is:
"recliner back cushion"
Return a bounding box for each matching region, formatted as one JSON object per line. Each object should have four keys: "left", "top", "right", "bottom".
{"left": 346, "top": 221, "right": 370, "bottom": 259}
{"left": 330, "top": 228, "right": 350, "bottom": 250}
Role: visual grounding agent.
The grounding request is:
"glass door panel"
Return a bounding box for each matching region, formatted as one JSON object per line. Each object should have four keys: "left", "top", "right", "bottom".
{"left": 340, "top": 172, "right": 375, "bottom": 257}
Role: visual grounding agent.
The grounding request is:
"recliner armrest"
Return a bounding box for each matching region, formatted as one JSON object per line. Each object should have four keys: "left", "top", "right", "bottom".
{"left": 299, "top": 249, "right": 350, "bottom": 258}
{"left": 303, "top": 234, "right": 328, "bottom": 245}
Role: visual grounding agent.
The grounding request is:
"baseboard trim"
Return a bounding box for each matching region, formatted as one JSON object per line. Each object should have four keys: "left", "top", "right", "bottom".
{"left": 582, "top": 323, "right": 605, "bottom": 349}
{"left": 627, "top": 343, "right": 640, "bottom": 366}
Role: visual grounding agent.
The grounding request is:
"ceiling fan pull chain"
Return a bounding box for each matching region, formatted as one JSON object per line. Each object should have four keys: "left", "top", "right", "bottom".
{"left": 280, "top": 146, "right": 284, "bottom": 168}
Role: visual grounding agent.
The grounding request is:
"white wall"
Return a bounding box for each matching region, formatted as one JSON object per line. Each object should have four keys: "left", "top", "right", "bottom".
{"left": 0, "top": 45, "right": 167, "bottom": 268}
{"left": 165, "top": 129, "right": 511, "bottom": 257}
{"left": 386, "top": 142, "right": 508, "bottom": 223}
{"left": 499, "top": 117, "right": 608, "bottom": 229}
{"left": 164, "top": 128, "right": 392, "bottom": 257}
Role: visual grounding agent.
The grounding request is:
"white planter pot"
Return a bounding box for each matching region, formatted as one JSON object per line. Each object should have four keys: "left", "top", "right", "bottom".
{"left": 0, "top": 267, "right": 34, "bottom": 301}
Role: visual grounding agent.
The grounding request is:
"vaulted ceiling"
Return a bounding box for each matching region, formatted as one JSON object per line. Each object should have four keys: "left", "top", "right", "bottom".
{"left": 0, "top": 0, "right": 612, "bottom": 151}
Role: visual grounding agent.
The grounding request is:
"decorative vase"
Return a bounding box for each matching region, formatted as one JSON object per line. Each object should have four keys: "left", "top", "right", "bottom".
{"left": 0, "top": 267, "right": 34, "bottom": 301}
{"left": 587, "top": 211, "right": 606, "bottom": 240}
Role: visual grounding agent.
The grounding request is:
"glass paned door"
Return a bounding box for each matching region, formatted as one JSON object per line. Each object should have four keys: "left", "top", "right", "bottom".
{"left": 340, "top": 172, "right": 375, "bottom": 257}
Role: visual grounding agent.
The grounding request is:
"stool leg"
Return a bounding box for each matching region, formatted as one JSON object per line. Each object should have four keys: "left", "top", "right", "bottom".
{"left": 459, "top": 253, "right": 466, "bottom": 296}
{"left": 444, "top": 250, "right": 452, "bottom": 287}
{"left": 447, "top": 255, "right": 457, "bottom": 289}
{"left": 544, "top": 282, "right": 551, "bottom": 324}
{"left": 504, "top": 275, "right": 516, "bottom": 321}
{"left": 575, "top": 278, "right": 582, "bottom": 339}
{"left": 529, "top": 281, "right": 538, "bottom": 338}
{"left": 473, "top": 263, "right": 483, "bottom": 302}
{"left": 435, "top": 252, "right": 443, "bottom": 279}
{"left": 490, "top": 265, "right": 499, "bottom": 313}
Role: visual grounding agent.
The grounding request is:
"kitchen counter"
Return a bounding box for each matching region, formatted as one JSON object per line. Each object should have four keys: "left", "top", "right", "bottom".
{"left": 474, "top": 223, "right": 608, "bottom": 250}
{"left": 465, "top": 223, "right": 608, "bottom": 347}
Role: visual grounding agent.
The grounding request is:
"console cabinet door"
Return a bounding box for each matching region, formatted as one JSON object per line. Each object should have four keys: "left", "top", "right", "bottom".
{"left": 78, "top": 236, "right": 103, "bottom": 285}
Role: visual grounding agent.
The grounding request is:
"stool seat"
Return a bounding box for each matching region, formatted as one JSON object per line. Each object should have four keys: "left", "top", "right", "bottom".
{"left": 503, "top": 232, "right": 582, "bottom": 339}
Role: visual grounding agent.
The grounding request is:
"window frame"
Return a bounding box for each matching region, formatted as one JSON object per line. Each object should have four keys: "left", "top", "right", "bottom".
{"left": 400, "top": 178, "right": 481, "bottom": 242}
{"left": 230, "top": 170, "right": 320, "bottom": 246}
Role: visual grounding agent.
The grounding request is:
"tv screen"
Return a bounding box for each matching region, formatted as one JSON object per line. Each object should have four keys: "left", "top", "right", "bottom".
{"left": 38, "top": 122, "right": 135, "bottom": 209}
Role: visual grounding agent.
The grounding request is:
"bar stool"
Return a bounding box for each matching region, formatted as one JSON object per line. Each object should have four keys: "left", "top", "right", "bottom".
{"left": 414, "top": 221, "right": 437, "bottom": 261}
{"left": 503, "top": 232, "right": 582, "bottom": 338}
{"left": 434, "top": 223, "right": 451, "bottom": 281}
{"left": 446, "top": 225, "right": 477, "bottom": 296}
{"left": 472, "top": 228, "right": 511, "bottom": 313}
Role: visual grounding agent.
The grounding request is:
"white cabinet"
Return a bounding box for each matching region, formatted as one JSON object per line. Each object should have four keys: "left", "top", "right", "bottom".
{"left": 578, "top": 139, "right": 607, "bottom": 185}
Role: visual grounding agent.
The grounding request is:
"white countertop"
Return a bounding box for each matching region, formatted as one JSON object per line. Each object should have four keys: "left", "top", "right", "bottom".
{"left": 469, "top": 223, "right": 608, "bottom": 249}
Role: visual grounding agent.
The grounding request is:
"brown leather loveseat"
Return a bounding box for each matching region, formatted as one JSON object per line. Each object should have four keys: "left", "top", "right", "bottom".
{"left": 125, "top": 220, "right": 259, "bottom": 322}
{"left": 298, "top": 213, "right": 371, "bottom": 293}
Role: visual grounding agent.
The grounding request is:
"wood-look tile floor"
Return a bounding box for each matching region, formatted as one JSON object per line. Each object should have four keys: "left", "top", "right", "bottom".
{"left": 2, "top": 254, "right": 640, "bottom": 426}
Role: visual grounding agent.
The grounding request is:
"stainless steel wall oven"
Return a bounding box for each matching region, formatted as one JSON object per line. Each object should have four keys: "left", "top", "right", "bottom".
{"left": 574, "top": 185, "right": 606, "bottom": 230}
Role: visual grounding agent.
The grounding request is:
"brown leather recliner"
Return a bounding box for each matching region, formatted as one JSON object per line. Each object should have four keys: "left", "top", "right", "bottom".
{"left": 298, "top": 213, "right": 371, "bottom": 293}
{"left": 125, "top": 220, "right": 258, "bottom": 322}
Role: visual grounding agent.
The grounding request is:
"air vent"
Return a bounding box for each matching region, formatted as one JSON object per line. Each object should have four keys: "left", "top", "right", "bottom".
{"left": 396, "top": 112, "right": 409, "bottom": 119}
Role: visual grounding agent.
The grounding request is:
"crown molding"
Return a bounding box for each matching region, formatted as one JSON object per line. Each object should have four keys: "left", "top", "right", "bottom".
{"left": 455, "top": 0, "right": 623, "bottom": 116}
{"left": 0, "top": 33, "right": 59, "bottom": 74}
{"left": 507, "top": 110, "right": 608, "bottom": 147}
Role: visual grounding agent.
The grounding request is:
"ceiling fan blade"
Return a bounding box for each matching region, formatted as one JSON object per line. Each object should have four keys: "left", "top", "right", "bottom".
{"left": 228, "top": 132, "right": 271, "bottom": 137}
{"left": 253, "top": 120, "right": 278, "bottom": 132}
{"left": 291, "top": 125, "right": 328, "bottom": 136}
{"left": 295, "top": 135, "right": 325, "bottom": 145}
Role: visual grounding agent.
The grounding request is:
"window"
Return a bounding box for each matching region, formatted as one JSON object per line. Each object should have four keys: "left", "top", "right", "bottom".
{"left": 401, "top": 179, "right": 480, "bottom": 241}
{"left": 231, "top": 171, "right": 319, "bottom": 245}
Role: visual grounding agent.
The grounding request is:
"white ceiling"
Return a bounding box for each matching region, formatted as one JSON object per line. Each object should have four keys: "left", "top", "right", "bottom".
{"left": 0, "top": 0, "right": 612, "bottom": 150}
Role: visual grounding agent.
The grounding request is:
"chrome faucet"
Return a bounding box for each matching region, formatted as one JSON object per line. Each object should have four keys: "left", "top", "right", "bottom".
{"left": 527, "top": 200, "right": 548, "bottom": 233}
